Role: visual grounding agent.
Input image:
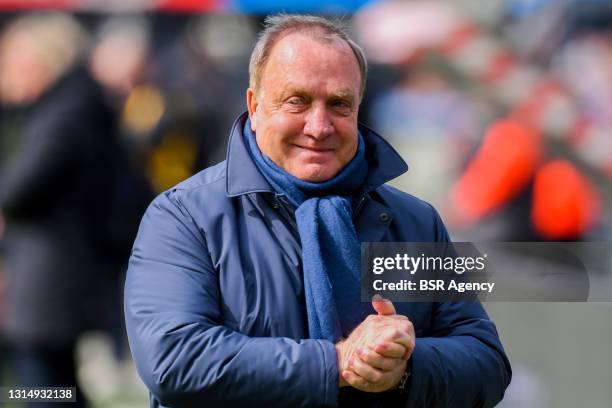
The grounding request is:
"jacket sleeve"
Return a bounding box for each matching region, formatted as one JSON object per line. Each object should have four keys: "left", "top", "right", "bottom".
{"left": 405, "top": 302, "right": 511, "bottom": 407}
{"left": 124, "top": 191, "right": 339, "bottom": 407}
{"left": 403, "top": 206, "right": 512, "bottom": 408}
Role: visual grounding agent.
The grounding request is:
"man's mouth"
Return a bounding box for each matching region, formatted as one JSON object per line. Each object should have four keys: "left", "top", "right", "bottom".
{"left": 294, "top": 145, "right": 334, "bottom": 152}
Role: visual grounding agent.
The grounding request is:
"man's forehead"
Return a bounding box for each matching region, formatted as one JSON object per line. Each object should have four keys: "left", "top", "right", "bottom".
{"left": 256, "top": 30, "right": 363, "bottom": 100}
{"left": 270, "top": 31, "right": 353, "bottom": 63}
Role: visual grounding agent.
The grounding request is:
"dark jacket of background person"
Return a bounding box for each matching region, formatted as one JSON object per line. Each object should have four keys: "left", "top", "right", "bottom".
{"left": 125, "top": 113, "right": 511, "bottom": 408}
{"left": 0, "top": 66, "right": 150, "bottom": 346}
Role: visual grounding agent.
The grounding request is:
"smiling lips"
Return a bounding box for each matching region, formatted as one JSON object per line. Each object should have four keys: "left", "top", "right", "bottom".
{"left": 294, "top": 144, "right": 335, "bottom": 152}
{"left": 292, "top": 144, "right": 336, "bottom": 163}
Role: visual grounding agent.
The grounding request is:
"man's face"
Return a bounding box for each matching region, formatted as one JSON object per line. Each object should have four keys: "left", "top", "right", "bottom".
{"left": 247, "top": 32, "right": 362, "bottom": 182}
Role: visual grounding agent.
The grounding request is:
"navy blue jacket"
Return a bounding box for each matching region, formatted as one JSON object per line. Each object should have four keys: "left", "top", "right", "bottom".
{"left": 125, "top": 112, "right": 511, "bottom": 407}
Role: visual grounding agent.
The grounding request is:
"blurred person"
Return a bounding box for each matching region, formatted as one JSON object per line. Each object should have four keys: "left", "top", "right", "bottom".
{"left": 0, "top": 14, "right": 82, "bottom": 108}
{"left": 88, "top": 16, "right": 156, "bottom": 262}
{"left": 89, "top": 15, "right": 154, "bottom": 180}
{"left": 0, "top": 13, "right": 151, "bottom": 407}
{"left": 90, "top": 15, "right": 151, "bottom": 101}
{"left": 125, "top": 14, "right": 511, "bottom": 408}
{"left": 370, "top": 68, "right": 481, "bottom": 143}
{"left": 141, "top": 14, "right": 247, "bottom": 193}
{"left": 368, "top": 67, "right": 488, "bottom": 207}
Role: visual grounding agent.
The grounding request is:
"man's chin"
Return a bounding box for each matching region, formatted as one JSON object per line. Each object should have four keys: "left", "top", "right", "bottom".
{"left": 288, "top": 164, "right": 339, "bottom": 183}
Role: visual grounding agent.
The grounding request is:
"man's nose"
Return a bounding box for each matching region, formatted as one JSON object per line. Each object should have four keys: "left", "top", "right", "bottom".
{"left": 303, "top": 105, "right": 334, "bottom": 139}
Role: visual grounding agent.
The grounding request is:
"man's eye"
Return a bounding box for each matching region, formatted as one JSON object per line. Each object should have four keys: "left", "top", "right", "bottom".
{"left": 287, "top": 97, "right": 305, "bottom": 105}
{"left": 331, "top": 100, "right": 350, "bottom": 108}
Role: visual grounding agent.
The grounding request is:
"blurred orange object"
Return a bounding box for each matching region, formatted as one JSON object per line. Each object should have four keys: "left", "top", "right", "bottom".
{"left": 451, "top": 118, "right": 542, "bottom": 226}
{"left": 531, "top": 160, "right": 601, "bottom": 240}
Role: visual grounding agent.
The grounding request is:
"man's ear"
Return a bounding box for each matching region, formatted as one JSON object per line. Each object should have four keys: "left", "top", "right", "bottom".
{"left": 246, "top": 88, "right": 258, "bottom": 131}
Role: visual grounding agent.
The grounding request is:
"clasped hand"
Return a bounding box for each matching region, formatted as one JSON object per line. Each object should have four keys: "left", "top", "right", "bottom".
{"left": 335, "top": 298, "right": 415, "bottom": 392}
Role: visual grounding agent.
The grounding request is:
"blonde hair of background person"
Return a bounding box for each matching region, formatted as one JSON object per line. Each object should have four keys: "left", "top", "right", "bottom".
{"left": 0, "top": 12, "right": 87, "bottom": 106}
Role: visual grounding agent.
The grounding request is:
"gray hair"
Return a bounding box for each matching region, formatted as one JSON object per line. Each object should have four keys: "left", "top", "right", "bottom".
{"left": 249, "top": 14, "right": 368, "bottom": 98}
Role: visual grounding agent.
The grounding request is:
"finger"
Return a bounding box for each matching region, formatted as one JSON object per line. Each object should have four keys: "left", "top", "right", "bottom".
{"left": 379, "top": 327, "right": 412, "bottom": 348}
{"left": 402, "top": 345, "right": 414, "bottom": 361}
{"left": 349, "top": 356, "right": 385, "bottom": 384}
{"left": 371, "top": 296, "right": 396, "bottom": 316}
{"left": 341, "top": 370, "right": 375, "bottom": 392}
{"left": 378, "top": 328, "right": 415, "bottom": 360}
{"left": 373, "top": 341, "right": 406, "bottom": 359}
{"left": 357, "top": 347, "right": 404, "bottom": 372}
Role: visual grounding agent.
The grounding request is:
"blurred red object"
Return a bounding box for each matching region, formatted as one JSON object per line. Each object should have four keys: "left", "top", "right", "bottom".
{"left": 531, "top": 160, "right": 601, "bottom": 240}
{"left": 156, "top": 0, "right": 220, "bottom": 11}
{"left": 0, "top": 0, "right": 221, "bottom": 11}
{"left": 0, "top": 0, "right": 69, "bottom": 9}
{"left": 451, "top": 118, "right": 542, "bottom": 226}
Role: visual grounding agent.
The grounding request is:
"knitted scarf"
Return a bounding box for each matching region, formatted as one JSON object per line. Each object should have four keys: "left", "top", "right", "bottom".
{"left": 243, "top": 119, "right": 368, "bottom": 342}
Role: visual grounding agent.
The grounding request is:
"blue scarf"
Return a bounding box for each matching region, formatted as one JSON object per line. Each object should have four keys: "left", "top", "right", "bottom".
{"left": 243, "top": 120, "right": 368, "bottom": 342}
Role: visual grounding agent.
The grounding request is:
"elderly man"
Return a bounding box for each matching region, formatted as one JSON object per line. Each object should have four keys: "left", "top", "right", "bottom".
{"left": 125, "top": 15, "right": 511, "bottom": 408}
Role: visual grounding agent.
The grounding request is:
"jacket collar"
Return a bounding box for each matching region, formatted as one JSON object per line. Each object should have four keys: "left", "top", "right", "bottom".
{"left": 225, "top": 111, "right": 408, "bottom": 197}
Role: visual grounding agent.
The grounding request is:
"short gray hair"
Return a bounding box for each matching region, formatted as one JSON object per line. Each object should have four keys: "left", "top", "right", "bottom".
{"left": 249, "top": 14, "right": 368, "bottom": 98}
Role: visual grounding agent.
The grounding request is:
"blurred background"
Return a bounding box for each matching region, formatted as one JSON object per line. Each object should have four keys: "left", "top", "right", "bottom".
{"left": 0, "top": 0, "right": 610, "bottom": 407}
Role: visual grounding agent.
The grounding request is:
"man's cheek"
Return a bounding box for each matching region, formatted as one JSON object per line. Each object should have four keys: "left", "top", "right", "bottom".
{"left": 274, "top": 112, "right": 302, "bottom": 129}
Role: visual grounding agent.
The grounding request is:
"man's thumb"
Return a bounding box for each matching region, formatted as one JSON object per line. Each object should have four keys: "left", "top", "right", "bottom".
{"left": 372, "top": 295, "right": 396, "bottom": 315}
